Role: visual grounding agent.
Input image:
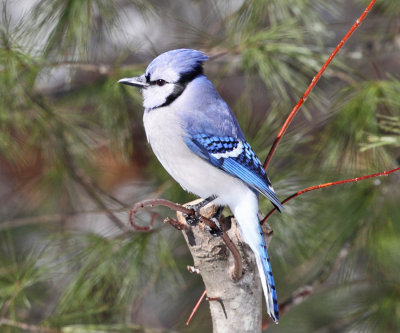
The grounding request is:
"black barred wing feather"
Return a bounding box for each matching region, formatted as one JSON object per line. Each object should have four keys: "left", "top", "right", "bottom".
{"left": 184, "top": 133, "right": 283, "bottom": 211}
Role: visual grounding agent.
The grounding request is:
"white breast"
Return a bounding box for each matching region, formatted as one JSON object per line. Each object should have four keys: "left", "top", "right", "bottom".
{"left": 143, "top": 106, "right": 250, "bottom": 208}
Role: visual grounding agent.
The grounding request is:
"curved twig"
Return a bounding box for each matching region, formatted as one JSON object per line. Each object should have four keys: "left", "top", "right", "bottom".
{"left": 130, "top": 198, "right": 194, "bottom": 223}
{"left": 220, "top": 232, "right": 243, "bottom": 280}
{"left": 261, "top": 166, "right": 400, "bottom": 224}
{"left": 186, "top": 290, "right": 207, "bottom": 326}
{"left": 130, "top": 198, "right": 221, "bottom": 230}
{"left": 129, "top": 198, "right": 243, "bottom": 280}
{"left": 164, "top": 217, "right": 188, "bottom": 231}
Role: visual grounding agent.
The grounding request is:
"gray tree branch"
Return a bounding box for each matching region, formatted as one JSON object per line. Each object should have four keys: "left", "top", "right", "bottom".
{"left": 177, "top": 199, "right": 274, "bottom": 333}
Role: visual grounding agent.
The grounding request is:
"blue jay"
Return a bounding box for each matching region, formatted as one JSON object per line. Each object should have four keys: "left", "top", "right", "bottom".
{"left": 119, "top": 49, "right": 283, "bottom": 323}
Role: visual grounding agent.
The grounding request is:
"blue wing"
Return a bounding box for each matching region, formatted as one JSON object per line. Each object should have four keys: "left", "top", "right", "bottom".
{"left": 184, "top": 133, "right": 283, "bottom": 211}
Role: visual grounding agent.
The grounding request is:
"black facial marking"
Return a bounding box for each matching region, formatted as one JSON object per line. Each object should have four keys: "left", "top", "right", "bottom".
{"left": 178, "top": 64, "right": 204, "bottom": 85}
{"left": 155, "top": 64, "right": 204, "bottom": 109}
{"left": 158, "top": 83, "right": 186, "bottom": 108}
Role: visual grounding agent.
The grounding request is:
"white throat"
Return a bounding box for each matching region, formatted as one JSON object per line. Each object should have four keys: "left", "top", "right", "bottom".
{"left": 142, "top": 84, "right": 175, "bottom": 109}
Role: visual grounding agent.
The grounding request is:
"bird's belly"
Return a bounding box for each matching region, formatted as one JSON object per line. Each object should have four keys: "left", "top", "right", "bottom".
{"left": 143, "top": 109, "right": 248, "bottom": 205}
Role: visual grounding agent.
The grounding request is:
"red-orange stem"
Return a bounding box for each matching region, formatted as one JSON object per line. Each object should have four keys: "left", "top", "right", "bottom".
{"left": 186, "top": 289, "right": 207, "bottom": 326}
{"left": 263, "top": 0, "right": 377, "bottom": 170}
{"left": 261, "top": 166, "right": 400, "bottom": 224}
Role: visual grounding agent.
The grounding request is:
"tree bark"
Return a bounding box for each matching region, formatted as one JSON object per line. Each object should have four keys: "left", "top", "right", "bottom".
{"left": 178, "top": 200, "right": 273, "bottom": 333}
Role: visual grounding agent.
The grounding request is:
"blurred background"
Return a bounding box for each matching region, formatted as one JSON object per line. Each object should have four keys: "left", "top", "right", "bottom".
{"left": 0, "top": 0, "right": 399, "bottom": 332}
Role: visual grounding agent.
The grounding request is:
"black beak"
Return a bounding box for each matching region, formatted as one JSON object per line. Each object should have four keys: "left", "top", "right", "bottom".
{"left": 118, "top": 75, "right": 149, "bottom": 88}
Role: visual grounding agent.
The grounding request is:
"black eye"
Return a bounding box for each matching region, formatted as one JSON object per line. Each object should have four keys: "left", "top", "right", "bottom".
{"left": 156, "top": 79, "right": 166, "bottom": 86}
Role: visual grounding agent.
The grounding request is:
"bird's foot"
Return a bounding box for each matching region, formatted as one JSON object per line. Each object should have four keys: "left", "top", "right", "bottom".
{"left": 205, "top": 205, "right": 225, "bottom": 237}
{"left": 183, "top": 195, "right": 217, "bottom": 226}
{"left": 182, "top": 209, "right": 200, "bottom": 226}
{"left": 206, "top": 217, "right": 223, "bottom": 237}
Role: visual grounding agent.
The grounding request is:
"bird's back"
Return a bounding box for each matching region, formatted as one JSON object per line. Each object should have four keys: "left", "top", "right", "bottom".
{"left": 171, "top": 74, "right": 244, "bottom": 139}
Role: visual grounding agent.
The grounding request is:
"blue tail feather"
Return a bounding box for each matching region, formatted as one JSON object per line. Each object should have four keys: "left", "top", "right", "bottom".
{"left": 258, "top": 225, "right": 279, "bottom": 323}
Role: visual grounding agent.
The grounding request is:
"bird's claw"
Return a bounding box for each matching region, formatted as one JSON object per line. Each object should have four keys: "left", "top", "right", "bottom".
{"left": 206, "top": 217, "right": 223, "bottom": 237}
{"left": 184, "top": 200, "right": 224, "bottom": 236}
{"left": 183, "top": 204, "right": 201, "bottom": 226}
{"left": 183, "top": 213, "right": 199, "bottom": 226}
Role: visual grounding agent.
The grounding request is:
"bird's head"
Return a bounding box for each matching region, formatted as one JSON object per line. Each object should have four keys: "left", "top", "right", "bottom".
{"left": 119, "top": 49, "right": 209, "bottom": 109}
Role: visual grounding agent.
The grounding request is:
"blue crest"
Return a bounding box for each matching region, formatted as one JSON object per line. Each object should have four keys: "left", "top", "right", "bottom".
{"left": 145, "top": 49, "right": 209, "bottom": 82}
